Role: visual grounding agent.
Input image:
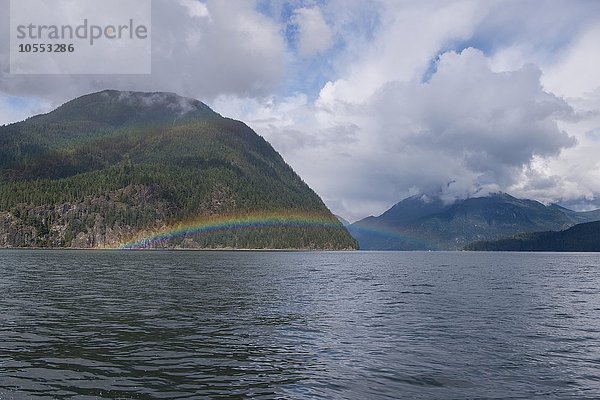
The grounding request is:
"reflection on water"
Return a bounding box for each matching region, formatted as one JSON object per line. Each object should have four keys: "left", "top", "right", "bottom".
{"left": 1, "top": 250, "right": 600, "bottom": 399}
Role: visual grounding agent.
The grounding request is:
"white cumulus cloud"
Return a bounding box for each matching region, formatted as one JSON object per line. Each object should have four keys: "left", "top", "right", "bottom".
{"left": 291, "top": 6, "right": 333, "bottom": 57}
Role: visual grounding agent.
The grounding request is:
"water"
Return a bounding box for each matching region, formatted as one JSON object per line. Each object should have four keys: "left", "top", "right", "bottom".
{"left": 1, "top": 250, "right": 599, "bottom": 399}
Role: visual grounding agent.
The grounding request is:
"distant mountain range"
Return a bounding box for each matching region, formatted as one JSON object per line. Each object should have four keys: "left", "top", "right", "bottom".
{"left": 0, "top": 90, "right": 357, "bottom": 249}
{"left": 349, "top": 193, "right": 600, "bottom": 250}
{"left": 466, "top": 221, "right": 600, "bottom": 252}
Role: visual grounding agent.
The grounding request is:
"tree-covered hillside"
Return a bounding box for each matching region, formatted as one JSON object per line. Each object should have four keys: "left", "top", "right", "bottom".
{"left": 0, "top": 90, "right": 357, "bottom": 249}
{"left": 465, "top": 221, "right": 600, "bottom": 252}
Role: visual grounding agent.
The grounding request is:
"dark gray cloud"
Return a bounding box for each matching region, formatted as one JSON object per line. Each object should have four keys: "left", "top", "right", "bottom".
{"left": 0, "top": 0, "right": 286, "bottom": 105}
{"left": 369, "top": 50, "right": 576, "bottom": 190}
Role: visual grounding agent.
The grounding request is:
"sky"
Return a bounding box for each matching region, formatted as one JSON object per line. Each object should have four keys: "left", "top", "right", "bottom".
{"left": 1, "top": 0, "right": 600, "bottom": 221}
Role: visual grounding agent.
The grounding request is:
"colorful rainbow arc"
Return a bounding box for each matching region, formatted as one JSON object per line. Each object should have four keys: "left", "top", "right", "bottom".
{"left": 348, "top": 223, "right": 431, "bottom": 249}
{"left": 116, "top": 212, "right": 344, "bottom": 249}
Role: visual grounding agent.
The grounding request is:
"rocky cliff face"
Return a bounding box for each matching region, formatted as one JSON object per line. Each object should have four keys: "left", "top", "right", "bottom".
{"left": 0, "top": 185, "right": 163, "bottom": 248}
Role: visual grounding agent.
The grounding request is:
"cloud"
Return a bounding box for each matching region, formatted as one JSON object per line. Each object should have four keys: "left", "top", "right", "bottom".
{"left": 586, "top": 128, "right": 600, "bottom": 141}
{"left": 0, "top": 0, "right": 286, "bottom": 105}
{"left": 371, "top": 49, "right": 575, "bottom": 183}
{"left": 508, "top": 89, "right": 600, "bottom": 206}
{"left": 2, "top": 0, "right": 600, "bottom": 220}
{"left": 178, "top": 0, "right": 211, "bottom": 19}
{"left": 315, "top": 0, "right": 487, "bottom": 105}
{"left": 542, "top": 25, "right": 600, "bottom": 98}
{"left": 214, "top": 1, "right": 600, "bottom": 220}
{"left": 217, "top": 48, "right": 579, "bottom": 220}
{"left": 291, "top": 6, "right": 333, "bottom": 57}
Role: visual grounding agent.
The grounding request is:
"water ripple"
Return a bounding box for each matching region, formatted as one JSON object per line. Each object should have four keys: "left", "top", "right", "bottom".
{"left": 1, "top": 250, "right": 600, "bottom": 399}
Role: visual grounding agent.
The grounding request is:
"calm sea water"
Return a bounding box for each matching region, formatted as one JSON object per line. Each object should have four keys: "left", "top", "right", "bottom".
{"left": 1, "top": 250, "right": 599, "bottom": 399}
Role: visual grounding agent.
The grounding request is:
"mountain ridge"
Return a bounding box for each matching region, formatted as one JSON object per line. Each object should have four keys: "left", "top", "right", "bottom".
{"left": 349, "top": 192, "right": 600, "bottom": 250}
{"left": 466, "top": 220, "right": 600, "bottom": 252}
{"left": 0, "top": 90, "right": 357, "bottom": 250}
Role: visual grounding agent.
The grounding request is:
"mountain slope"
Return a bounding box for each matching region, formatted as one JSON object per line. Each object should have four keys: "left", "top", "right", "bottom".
{"left": 335, "top": 215, "right": 351, "bottom": 226}
{"left": 349, "top": 193, "right": 600, "bottom": 250}
{"left": 0, "top": 90, "right": 357, "bottom": 249}
{"left": 466, "top": 221, "right": 600, "bottom": 252}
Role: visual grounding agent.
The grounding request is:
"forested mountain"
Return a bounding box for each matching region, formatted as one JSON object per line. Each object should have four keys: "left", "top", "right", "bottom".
{"left": 466, "top": 221, "right": 600, "bottom": 251}
{"left": 0, "top": 90, "right": 357, "bottom": 249}
{"left": 349, "top": 193, "right": 600, "bottom": 250}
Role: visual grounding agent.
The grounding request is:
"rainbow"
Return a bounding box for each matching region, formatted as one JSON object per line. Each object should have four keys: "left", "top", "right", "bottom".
{"left": 116, "top": 211, "right": 344, "bottom": 249}
{"left": 348, "top": 223, "right": 432, "bottom": 249}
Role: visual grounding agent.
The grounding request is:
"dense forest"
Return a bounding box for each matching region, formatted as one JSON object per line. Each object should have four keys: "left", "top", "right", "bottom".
{"left": 0, "top": 90, "right": 357, "bottom": 249}
{"left": 465, "top": 221, "right": 600, "bottom": 251}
